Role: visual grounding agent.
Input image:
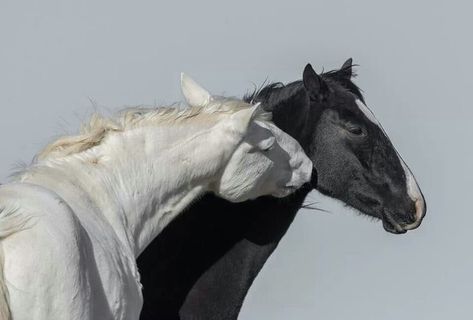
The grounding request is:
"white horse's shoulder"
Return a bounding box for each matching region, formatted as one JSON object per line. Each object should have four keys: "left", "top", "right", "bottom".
{"left": 0, "top": 182, "right": 142, "bottom": 319}
{"left": 0, "top": 183, "right": 83, "bottom": 236}
{"left": 0, "top": 183, "right": 94, "bottom": 320}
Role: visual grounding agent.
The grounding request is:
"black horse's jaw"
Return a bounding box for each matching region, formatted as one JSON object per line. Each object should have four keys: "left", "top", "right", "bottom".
{"left": 309, "top": 167, "right": 318, "bottom": 189}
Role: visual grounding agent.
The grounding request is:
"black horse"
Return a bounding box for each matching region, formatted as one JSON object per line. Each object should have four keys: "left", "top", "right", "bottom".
{"left": 138, "top": 60, "right": 426, "bottom": 319}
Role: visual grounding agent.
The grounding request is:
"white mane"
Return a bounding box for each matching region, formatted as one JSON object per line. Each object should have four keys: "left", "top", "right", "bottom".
{"left": 37, "top": 97, "right": 271, "bottom": 161}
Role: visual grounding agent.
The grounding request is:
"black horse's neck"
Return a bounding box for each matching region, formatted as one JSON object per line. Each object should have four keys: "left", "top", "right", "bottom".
{"left": 246, "top": 81, "right": 313, "bottom": 145}
{"left": 138, "top": 82, "right": 314, "bottom": 320}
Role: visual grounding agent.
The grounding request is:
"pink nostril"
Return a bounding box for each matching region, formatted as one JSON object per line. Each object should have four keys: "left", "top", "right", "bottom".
{"left": 415, "top": 198, "right": 425, "bottom": 221}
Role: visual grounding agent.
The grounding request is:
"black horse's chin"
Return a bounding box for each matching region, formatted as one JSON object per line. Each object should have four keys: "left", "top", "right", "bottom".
{"left": 381, "top": 211, "right": 407, "bottom": 234}
{"left": 351, "top": 193, "right": 408, "bottom": 235}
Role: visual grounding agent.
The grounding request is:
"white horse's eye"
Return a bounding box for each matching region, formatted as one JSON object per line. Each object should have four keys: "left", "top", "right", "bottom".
{"left": 258, "top": 136, "right": 276, "bottom": 151}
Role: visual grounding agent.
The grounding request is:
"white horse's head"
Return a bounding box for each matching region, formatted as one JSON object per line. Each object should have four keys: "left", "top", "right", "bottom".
{"left": 181, "top": 74, "right": 313, "bottom": 202}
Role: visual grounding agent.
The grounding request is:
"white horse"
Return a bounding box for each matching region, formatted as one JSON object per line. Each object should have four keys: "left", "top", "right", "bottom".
{"left": 0, "top": 74, "right": 312, "bottom": 320}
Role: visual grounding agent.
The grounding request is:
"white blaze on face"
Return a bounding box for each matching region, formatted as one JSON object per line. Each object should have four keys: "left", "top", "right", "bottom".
{"left": 400, "top": 160, "right": 426, "bottom": 229}
{"left": 356, "top": 99, "right": 381, "bottom": 126}
{"left": 355, "top": 99, "right": 425, "bottom": 229}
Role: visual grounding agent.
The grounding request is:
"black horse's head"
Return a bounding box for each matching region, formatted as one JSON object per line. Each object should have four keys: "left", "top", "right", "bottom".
{"left": 253, "top": 59, "right": 426, "bottom": 234}
{"left": 303, "top": 60, "right": 425, "bottom": 233}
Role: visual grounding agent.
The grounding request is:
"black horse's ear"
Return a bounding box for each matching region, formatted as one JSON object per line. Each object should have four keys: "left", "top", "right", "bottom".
{"left": 339, "top": 58, "right": 353, "bottom": 79}
{"left": 303, "top": 64, "right": 329, "bottom": 101}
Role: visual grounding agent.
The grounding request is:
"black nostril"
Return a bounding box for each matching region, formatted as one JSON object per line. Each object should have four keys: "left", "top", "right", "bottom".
{"left": 406, "top": 213, "right": 416, "bottom": 224}
{"left": 406, "top": 202, "right": 417, "bottom": 223}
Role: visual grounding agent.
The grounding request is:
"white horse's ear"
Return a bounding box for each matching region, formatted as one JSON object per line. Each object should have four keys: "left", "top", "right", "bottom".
{"left": 229, "top": 103, "right": 263, "bottom": 135}
{"left": 180, "top": 73, "right": 212, "bottom": 107}
{"left": 249, "top": 102, "right": 265, "bottom": 120}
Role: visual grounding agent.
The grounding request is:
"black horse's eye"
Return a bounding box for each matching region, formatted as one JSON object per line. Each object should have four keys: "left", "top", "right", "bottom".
{"left": 346, "top": 125, "right": 364, "bottom": 136}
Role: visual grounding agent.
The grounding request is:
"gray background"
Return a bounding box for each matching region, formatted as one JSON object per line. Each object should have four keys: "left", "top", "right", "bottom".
{"left": 0, "top": 1, "right": 470, "bottom": 319}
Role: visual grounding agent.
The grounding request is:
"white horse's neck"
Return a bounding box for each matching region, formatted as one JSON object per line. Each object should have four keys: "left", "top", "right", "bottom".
{"left": 20, "top": 120, "right": 237, "bottom": 257}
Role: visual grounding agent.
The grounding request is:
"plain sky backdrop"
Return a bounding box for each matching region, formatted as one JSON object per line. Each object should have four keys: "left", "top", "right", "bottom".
{"left": 0, "top": 1, "right": 471, "bottom": 319}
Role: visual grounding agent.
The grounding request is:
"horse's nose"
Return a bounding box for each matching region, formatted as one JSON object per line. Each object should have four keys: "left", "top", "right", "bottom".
{"left": 414, "top": 197, "right": 426, "bottom": 223}
{"left": 403, "top": 197, "right": 426, "bottom": 230}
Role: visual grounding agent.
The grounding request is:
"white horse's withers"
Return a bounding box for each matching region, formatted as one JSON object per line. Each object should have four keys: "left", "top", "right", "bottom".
{"left": 0, "top": 74, "right": 312, "bottom": 320}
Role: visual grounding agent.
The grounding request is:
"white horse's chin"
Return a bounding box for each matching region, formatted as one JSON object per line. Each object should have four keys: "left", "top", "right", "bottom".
{"left": 219, "top": 191, "right": 251, "bottom": 203}
{"left": 272, "top": 187, "right": 297, "bottom": 198}
{"left": 222, "top": 186, "right": 295, "bottom": 201}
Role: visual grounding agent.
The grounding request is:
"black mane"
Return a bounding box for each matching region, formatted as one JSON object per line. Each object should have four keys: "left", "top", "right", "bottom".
{"left": 243, "top": 82, "right": 285, "bottom": 102}
{"left": 244, "top": 66, "right": 365, "bottom": 105}
{"left": 323, "top": 65, "right": 365, "bottom": 103}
